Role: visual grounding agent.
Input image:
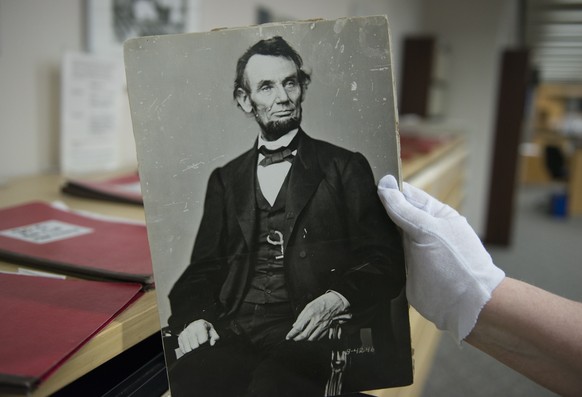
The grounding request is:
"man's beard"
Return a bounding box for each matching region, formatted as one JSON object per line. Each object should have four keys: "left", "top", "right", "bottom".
{"left": 257, "top": 115, "right": 301, "bottom": 141}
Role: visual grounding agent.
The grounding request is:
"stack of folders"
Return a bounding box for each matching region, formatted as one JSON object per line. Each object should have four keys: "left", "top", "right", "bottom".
{"left": 0, "top": 201, "right": 154, "bottom": 394}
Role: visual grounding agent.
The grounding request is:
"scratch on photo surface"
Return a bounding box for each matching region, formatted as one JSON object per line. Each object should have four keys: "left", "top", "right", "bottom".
{"left": 370, "top": 66, "right": 390, "bottom": 72}
{"left": 148, "top": 98, "right": 159, "bottom": 112}
{"left": 149, "top": 94, "right": 172, "bottom": 115}
{"left": 160, "top": 94, "right": 172, "bottom": 106}
{"left": 333, "top": 18, "right": 347, "bottom": 33}
{"left": 162, "top": 201, "right": 188, "bottom": 208}
{"left": 182, "top": 162, "right": 205, "bottom": 172}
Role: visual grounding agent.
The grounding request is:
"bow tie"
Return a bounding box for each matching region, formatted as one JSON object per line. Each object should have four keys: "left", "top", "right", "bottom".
{"left": 258, "top": 146, "right": 295, "bottom": 167}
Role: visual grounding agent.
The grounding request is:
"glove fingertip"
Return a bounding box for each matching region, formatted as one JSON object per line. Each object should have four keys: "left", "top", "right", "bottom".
{"left": 378, "top": 185, "right": 429, "bottom": 233}
{"left": 378, "top": 174, "right": 399, "bottom": 190}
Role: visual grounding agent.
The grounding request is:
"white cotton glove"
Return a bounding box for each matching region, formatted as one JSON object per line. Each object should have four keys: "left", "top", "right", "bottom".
{"left": 377, "top": 175, "right": 505, "bottom": 343}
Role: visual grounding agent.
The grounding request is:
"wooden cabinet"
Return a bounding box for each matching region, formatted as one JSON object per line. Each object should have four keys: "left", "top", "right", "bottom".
{"left": 400, "top": 36, "right": 450, "bottom": 118}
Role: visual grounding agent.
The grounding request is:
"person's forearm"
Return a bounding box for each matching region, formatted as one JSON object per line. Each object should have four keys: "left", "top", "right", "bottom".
{"left": 465, "top": 277, "right": 582, "bottom": 396}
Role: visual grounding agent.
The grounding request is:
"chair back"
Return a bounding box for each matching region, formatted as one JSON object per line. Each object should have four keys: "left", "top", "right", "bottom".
{"left": 545, "top": 145, "right": 567, "bottom": 180}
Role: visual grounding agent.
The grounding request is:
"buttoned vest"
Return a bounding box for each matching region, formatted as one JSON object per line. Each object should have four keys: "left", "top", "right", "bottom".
{"left": 243, "top": 172, "right": 291, "bottom": 304}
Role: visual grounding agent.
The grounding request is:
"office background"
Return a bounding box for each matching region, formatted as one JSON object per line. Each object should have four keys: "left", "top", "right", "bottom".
{"left": 5, "top": 1, "right": 581, "bottom": 395}
{"left": 0, "top": 0, "right": 520, "bottom": 238}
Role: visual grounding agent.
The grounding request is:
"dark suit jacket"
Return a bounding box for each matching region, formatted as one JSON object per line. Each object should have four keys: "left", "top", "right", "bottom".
{"left": 168, "top": 130, "right": 405, "bottom": 335}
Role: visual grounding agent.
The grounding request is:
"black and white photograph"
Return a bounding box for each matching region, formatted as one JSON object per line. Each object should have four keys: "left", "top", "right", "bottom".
{"left": 124, "top": 15, "right": 412, "bottom": 396}
{"left": 87, "top": 0, "right": 200, "bottom": 55}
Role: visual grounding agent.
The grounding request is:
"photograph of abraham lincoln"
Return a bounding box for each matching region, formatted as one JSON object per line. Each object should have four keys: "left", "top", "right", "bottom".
{"left": 124, "top": 16, "right": 412, "bottom": 397}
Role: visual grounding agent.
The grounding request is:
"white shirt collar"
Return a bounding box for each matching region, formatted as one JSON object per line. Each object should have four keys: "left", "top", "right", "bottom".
{"left": 257, "top": 128, "right": 299, "bottom": 151}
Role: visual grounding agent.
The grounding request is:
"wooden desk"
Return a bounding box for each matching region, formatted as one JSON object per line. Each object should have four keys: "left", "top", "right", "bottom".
{"left": 404, "top": 136, "right": 467, "bottom": 209}
{"left": 0, "top": 174, "right": 161, "bottom": 397}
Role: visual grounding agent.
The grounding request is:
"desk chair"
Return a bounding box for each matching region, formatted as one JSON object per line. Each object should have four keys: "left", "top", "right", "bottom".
{"left": 544, "top": 145, "right": 568, "bottom": 181}
{"left": 544, "top": 145, "right": 569, "bottom": 216}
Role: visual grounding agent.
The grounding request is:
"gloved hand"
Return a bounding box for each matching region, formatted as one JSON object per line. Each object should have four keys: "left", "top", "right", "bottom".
{"left": 377, "top": 175, "right": 505, "bottom": 343}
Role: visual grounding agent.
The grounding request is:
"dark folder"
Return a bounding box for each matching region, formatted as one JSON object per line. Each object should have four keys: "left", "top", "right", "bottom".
{"left": 61, "top": 173, "right": 143, "bottom": 205}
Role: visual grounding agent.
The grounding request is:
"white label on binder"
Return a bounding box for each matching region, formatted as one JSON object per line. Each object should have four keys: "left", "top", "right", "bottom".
{"left": 0, "top": 220, "right": 93, "bottom": 244}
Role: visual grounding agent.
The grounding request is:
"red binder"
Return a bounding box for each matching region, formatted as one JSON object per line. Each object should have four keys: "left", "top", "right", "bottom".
{"left": 0, "top": 273, "right": 143, "bottom": 393}
{"left": 0, "top": 202, "right": 153, "bottom": 284}
{"left": 61, "top": 173, "right": 143, "bottom": 205}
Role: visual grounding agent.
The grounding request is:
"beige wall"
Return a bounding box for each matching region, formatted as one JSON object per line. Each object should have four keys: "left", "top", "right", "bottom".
{"left": 0, "top": 0, "right": 423, "bottom": 182}
{"left": 0, "top": 0, "right": 83, "bottom": 181}
{"left": 420, "top": 0, "right": 519, "bottom": 235}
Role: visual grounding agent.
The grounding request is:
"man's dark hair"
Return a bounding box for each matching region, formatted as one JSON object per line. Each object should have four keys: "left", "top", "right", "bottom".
{"left": 233, "top": 36, "right": 311, "bottom": 99}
